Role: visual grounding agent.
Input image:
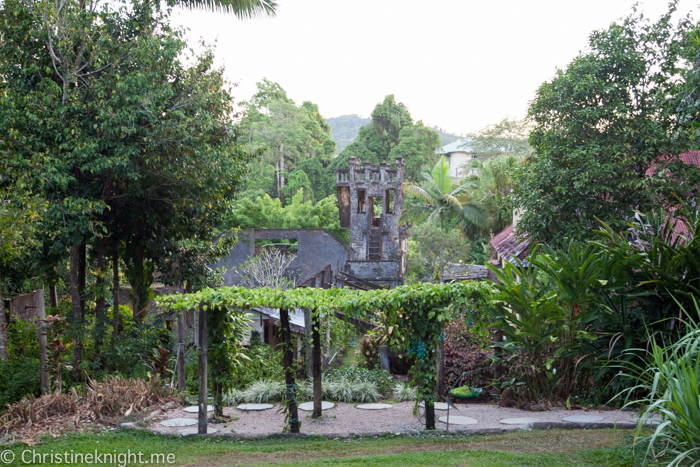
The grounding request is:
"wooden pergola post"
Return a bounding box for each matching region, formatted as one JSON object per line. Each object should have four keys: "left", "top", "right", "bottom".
{"left": 35, "top": 288, "right": 50, "bottom": 394}
{"left": 312, "top": 311, "right": 322, "bottom": 418}
{"left": 279, "top": 307, "right": 300, "bottom": 433}
{"left": 198, "top": 304, "right": 208, "bottom": 435}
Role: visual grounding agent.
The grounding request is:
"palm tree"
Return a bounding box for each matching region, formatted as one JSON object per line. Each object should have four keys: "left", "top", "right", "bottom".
{"left": 176, "top": 0, "right": 277, "bottom": 17}
{"left": 469, "top": 154, "right": 522, "bottom": 234}
{"left": 400, "top": 157, "right": 487, "bottom": 234}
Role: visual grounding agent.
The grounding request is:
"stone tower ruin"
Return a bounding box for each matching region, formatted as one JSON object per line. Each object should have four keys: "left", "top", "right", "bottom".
{"left": 336, "top": 158, "right": 409, "bottom": 287}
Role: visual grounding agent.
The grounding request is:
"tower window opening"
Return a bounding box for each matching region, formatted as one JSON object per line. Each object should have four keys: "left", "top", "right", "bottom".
{"left": 357, "top": 189, "right": 366, "bottom": 213}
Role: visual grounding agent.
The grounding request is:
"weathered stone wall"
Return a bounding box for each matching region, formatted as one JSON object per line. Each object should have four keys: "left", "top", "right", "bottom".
{"left": 215, "top": 229, "right": 350, "bottom": 287}
{"left": 336, "top": 157, "right": 409, "bottom": 285}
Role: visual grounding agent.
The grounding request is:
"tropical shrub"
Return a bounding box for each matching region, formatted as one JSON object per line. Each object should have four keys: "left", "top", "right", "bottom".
{"left": 231, "top": 343, "right": 284, "bottom": 390}
{"left": 0, "top": 357, "right": 41, "bottom": 408}
{"left": 617, "top": 303, "right": 700, "bottom": 466}
{"left": 0, "top": 320, "right": 41, "bottom": 407}
{"left": 443, "top": 313, "right": 492, "bottom": 391}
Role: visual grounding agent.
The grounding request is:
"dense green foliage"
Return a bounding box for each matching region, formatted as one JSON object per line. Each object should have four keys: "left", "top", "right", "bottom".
{"left": 333, "top": 95, "right": 441, "bottom": 183}
{"left": 619, "top": 306, "right": 700, "bottom": 466}
{"left": 482, "top": 199, "right": 700, "bottom": 402}
{"left": 462, "top": 118, "right": 532, "bottom": 160}
{"left": 513, "top": 8, "right": 700, "bottom": 247}
{"left": 222, "top": 190, "right": 349, "bottom": 244}
{"left": 239, "top": 79, "right": 337, "bottom": 202}
{"left": 402, "top": 157, "right": 487, "bottom": 236}
{"left": 207, "top": 306, "right": 251, "bottom": 416}
{"left": 406, "top": 223, "right": 472, "bottom": 283}
{"left": 0, "top": 320, "right": 41, "bottom": 407}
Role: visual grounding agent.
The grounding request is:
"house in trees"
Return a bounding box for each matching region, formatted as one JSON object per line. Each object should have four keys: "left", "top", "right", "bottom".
{"left": 215, "top": 158, "right": 409, "bottom": 289}
{"left": 437, "top": 138, "right": 478, "bottom": 179}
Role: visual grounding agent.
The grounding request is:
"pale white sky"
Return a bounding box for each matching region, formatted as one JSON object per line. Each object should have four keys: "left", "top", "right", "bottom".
{"left": 172, "top": 0, "right": 696, "bottom": 136}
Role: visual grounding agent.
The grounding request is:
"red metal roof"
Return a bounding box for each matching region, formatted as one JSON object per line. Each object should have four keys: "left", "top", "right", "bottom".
{"left": 490, "top": 224, "right": 530, "bottom": 262}
{"left": 646, "top": 151, "right": 700, "bottom": 176}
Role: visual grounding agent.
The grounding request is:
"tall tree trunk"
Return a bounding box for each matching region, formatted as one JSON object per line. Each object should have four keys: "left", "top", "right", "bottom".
{"left": 0, "top": 269, "right": 9, "bottom": 361}
{"left": 35, "top": 288, "right": 49, "bottom": 394}
{"left": 94, "top": 237, "right": 107, "bottom": 364}
{"left": 437, "top": 339, "right": 445, "bottom": 396}
{"left": 49, "top": 285, "right": 58, "bottom": 308}
{"left": 112, "top": 245, "right": 119, "bottom": 336}
{"left": 280, "top": 307, "right": 299, "bottom": 433}
{"left": 278, "top": 144, "right": 285, "bottom": 205}
{"left": 425, "top": 400, "right": 435, "bottom": 429}
{"left": 70, "top": 244, "right": 83, "bottom": 382}
{"left": 312, "top": 311, "right": 322, "bottom": 418}
{"left": 128, "top": 243, "right": 149, "bottom": 324}
{"left": 79, "top": 242, "right": 86, "bottom": 315}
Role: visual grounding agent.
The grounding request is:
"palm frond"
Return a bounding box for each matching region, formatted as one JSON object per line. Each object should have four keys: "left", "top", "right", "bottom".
{"left": 176, "top": 0, "right": 277, "bottom": 17}
{"left": 402, "top": 182, "right": 436, "bottom": 205}
{"left": 458, "top": 201, "right": 489, "bottom": 230}
{"left": 399, "top": 203, "right": 433, "bottom": 225}
{"left": 430, "top": 156, "right": 453, "bottom": 194}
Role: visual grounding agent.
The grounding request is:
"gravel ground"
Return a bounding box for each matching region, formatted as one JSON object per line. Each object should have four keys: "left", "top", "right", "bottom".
{"left": 147, "top": 402, "right": 635, "bottom": 437}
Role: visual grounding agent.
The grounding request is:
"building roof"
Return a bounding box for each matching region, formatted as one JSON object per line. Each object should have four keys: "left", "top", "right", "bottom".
{"left": 490, "top": 224, "right": 530, "bottom": 263}
{"left": 645, "top": 150, "right": 700, "bottom": 176}
{"left": 438, "top": 138, "right": 474, "bottom": 155}
{"left": 253, "top": 307, "right": 306, "bottom": 334}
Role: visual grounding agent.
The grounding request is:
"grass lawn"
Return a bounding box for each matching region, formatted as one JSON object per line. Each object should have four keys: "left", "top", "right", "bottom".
{"left": 2, "top": 428, "right": 643, "bottom": 466}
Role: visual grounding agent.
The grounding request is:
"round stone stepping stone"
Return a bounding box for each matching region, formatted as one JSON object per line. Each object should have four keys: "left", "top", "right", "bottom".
{"left": 500, "top": 417, "right": 541, "bottom": 425}
{"left": 438, "top": 415, "right": 477, "bottom": 425}
{"left": 237, "top": 403, "right": 274, "bottom": 411}
{"left": 563, "top": 415, "right": 604, "bottom": 423}
{"left": 418, "top": 402, "right": 450, "bottom": 410}
{"left": 160, "top": 418, "right": 197, "bottom": 427}
{"left": 356, "top": 403, "right": 393, "bottom": 410}
{"left": 183, "top": 405, "right": 214, "bottom": 413}
{"left": 177, "top": 427, "right": 218, "bottom": 435}
{"left": 297, "top": 401, "right": 335, "bottom": 411}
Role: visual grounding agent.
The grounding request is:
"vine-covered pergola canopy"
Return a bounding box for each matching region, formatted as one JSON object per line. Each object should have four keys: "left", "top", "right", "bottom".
{"left": 157, "top": 281, "right": 492, "bottom": 431}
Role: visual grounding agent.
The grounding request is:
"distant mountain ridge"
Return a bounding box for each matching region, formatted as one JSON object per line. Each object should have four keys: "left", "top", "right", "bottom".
{"left": 326, "top": 115, "right": 370, "bottom": 152}
{"left": 327, "top": 114, "right": 460, "bottom": 152}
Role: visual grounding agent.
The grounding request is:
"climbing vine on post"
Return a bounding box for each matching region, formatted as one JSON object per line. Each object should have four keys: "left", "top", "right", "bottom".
{"left": 158, "top": 282, "right": 492, "bottom": 432}
{"left": 342, "top": 281, "right": 491, "bottom": 429}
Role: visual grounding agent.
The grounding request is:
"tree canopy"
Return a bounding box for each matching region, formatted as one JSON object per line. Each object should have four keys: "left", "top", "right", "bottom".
{"left": 511, "top": 7, "right": 700, "bottom": 247}
{"left": 333, "top": 95, "right": 441, "bottom": 182}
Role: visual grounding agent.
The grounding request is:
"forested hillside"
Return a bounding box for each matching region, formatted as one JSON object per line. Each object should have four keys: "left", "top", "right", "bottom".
{"left": 326, "top": 115, "right": 370, "bottom": 152}
{"left": 327, "top": 115, "right": 460, "bottom": 152}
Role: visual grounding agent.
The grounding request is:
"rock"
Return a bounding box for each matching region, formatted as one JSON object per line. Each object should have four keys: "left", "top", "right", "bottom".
{"left": 145, "top": 410, "right": 161, "bottom": 420}
{"left": 499, "top": 389, "right": 517, "bottom": 408}
{"left": 120, "top": 423, "right": 135, "bottom": 427}
{"left": 523, "top": 403, "right": 547, "bottom": 412}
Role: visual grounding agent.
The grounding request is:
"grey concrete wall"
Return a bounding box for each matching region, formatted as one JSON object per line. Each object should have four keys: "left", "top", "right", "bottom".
{"left": 345, "top": 260, "right": 401, "bottom": 287}
{"left": 214, "top": 229, "right": 350, "bottom": 287}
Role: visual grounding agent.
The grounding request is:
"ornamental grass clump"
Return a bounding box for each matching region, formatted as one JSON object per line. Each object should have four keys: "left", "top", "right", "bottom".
{"left": 241, "top": 379, "right": 285, "bottom": 403}
{"left": 392, "top": 381, "right": 417, "bottom": 402}
{"left": 322, "top": 380, "right": 379, "bottom": 403}
{"left": 618, "top": 304, "right": 700, "bottom": 467}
